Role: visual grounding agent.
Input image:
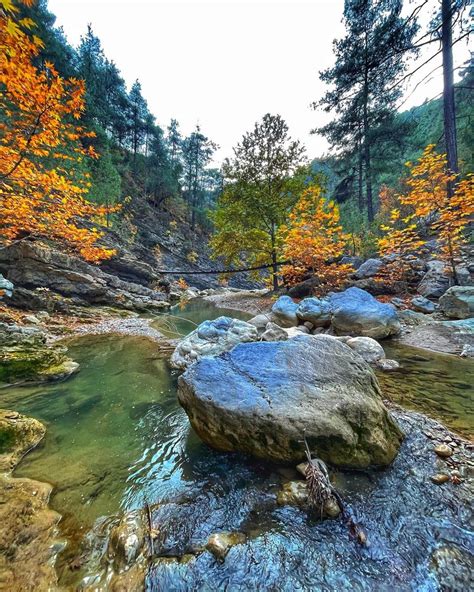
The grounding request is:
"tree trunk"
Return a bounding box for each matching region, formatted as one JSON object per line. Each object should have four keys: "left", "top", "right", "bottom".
{"left": 362, "top": 31, "right": 374, "bottom": 222}
{"left": 357, "top": 136, "right": 364, "bottom": 211}
{"left": 271, "top": 224, "right": 278, "bottom": 291}
{"left": 441, "top": 0, "right": 458, "bottom": 198}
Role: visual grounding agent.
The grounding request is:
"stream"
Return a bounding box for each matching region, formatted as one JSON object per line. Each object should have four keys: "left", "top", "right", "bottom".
{"left": 2, "top": 300, "right": 473, "bottom": 590}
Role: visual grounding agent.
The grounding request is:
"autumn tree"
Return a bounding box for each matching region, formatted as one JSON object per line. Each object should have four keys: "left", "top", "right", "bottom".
{"left": 211, "top": 114, "right": 306, "bottom": 290}
{"left": 378, "top": 145, "right": 474, "bottom": 284}
{"left": 0, "top": 0, "right": 117, "bottom": 262}
{"left": 279, "top": 184, "right": 353, "bottom": 294}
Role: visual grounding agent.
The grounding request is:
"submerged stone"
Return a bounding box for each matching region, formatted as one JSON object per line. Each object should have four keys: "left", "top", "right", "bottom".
{"left": 178, "top": 334, "right": 403, "bottom": 468}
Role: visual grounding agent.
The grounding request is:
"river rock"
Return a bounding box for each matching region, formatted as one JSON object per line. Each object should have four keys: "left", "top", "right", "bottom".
{"left": 0, "top": 322, "right": 79, "bottom": 384}
{"left": 0, "top": 411, "right": 62, "bottom": 591}
{"left": 434, "top": 444, "right": 453, "bottom": 458}
{"left": 296, "top": 297, "right": 332, "bottom": 327}
{"left": 375, "top": 358, "right": 400, "bottom": 371}
{"left": 271, "top": 295, "right": 299, "bottom": 327}
{"left": 354, "top": 258, "right": 383, "bottom": 279}
{"left": 248, "top": 313, "right": 275, "bottom": 331}
{"left": 170, "top": 316, "right": 258, "bottom": 370}
{"left": 329, "top": 287, "right": 401, "bottom": 339}
{"left": 276, "top": 481, "right": 341, "bottom": 518}
{"left": 346, "top": 336, "right": 385, "bottom": 363}
{"left": 439, "top": 286, "right": 474, "bottom": 319}
{"left": 261, "top": 322, "right": 288, "bottom": 342}
{"left": 178, "top": 334, "right": 403, "bottom": 467}
{"left": 411, "top": 296, "right": 435, "bottom": 314}
{"left": 206, "top": 532, "right": 246, "bottom": 561}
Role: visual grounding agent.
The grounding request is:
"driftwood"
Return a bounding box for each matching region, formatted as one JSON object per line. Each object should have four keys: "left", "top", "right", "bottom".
{"left": 303, "top": 436, "right": 368, "bottom": 546}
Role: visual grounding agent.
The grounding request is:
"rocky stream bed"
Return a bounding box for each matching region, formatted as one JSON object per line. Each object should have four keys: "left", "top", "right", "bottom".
{"left": 0, "top": 292, "right": 473, "bottom": 591}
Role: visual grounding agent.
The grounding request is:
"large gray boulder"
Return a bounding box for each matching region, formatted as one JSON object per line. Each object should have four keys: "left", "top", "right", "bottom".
{"left": 178, "top": 335, "right": 403, "bottom": 468}
{"left": 170, "top": 316, "right": 258, "bottom": 370}
{"left": 354, "top": 258, "right": 383, "bottom": 279}
{"left": 271, "top": 295, "right": 299, "bottom": 327}
{"left": 329, "top": 287, "right": 400, "bottom": 339}
{"left": 296, "top": 297, "right": 332, "bottom": 327}
{"left": 417, "top": 260, "right": 451, "bottom": 298}
{"left": 439, "top": 286, "right": 474, "bottom": 319}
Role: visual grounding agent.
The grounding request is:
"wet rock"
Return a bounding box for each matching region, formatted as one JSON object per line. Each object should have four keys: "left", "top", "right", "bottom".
{"left": 0, "top": 323, "right": 79, "bottom": 385}
{"left": 277, "top": 480, "right": 309, "bottom": 506}
{"left": 296, "top": 297, "right": 332, "bottom": 327}
{"left": 346, "top": 336, "right": 385, "bottom": 363}
{"left": 434, "top": 444, "right": 453, "bottom": 458}
{"left": 271, "top": 296, "right": 299, "bottom": 327}
{"left": 411, "top": 296, "right": 435, "bottom": 314}
{"left": 0, "top": 410, "right": 46, "bottom": 472}
{"left": 439, "top": 286, "right": 474, "bottom": 319}
{"left": 170, "top": 316, "right": 258, "bottom": 370}
{"left": 460, "top": 344, "right": 474, "bottom": 358}
{"left": 277, "top": 481, "right": 341, "bottom": 518}
{"left": 329, "top": 287, "right": 401, "bottom": 339}
{"left": 354, "top": 258, "right": 383, "bottom": 279}
{"left": 430, "top": 474, "right": 450, "bottom": 484}
{"left": 0, "top": 411, "right": 62, "bottom": 591}
{"left": 375, "top": 359, "right": 400, "bottom": 371}
{"left": 261, "top": 322, "right": 288, "bottom": 342}
{"left": 178, "top": 334, "right": 403, "bottom": 467}
{"left": 206, "top": 532, "right": 246, "bottom": 561}
{"left": 108, "top": 510, "right": 146, "bottom": 567}
{"left": 430, "top": 546, "right": 474, "bottom": 592}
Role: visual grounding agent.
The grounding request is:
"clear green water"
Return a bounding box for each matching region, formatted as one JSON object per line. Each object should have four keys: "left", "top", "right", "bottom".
{"left": 1, "top": 301, "right": 473, "bottom": 587}
{"left": 379, "top": 341, "right": 474, "bottom": 439}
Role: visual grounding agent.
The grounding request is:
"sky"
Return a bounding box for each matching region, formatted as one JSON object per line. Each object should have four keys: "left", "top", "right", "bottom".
{"left": 48, "top": 0, "right": 471, "bottom": 164}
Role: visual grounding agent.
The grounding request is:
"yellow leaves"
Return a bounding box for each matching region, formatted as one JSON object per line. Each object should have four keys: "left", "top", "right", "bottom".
{"left": 279, "top": 184, "right": 352, "bottom": 295}
{"left": 378, "top": 145, "right": 473, "bottom": 284}
{"left": 0, "top": 3, "right": 116, "bottom": 264}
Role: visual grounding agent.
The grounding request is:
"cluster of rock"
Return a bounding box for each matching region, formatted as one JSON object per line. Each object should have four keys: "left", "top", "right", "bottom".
{"left": 267, "top": 287, "right": 401, "bottom": 340}
{"left": 172, "top": 287, "right": 405, "bottom": 474}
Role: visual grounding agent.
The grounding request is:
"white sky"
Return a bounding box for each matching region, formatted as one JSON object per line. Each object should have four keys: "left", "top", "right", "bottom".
{"left": 48, "top": 0, "right": 471, "bottom": 163}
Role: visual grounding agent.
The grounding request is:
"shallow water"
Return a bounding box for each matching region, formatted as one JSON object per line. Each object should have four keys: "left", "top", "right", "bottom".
{"left": 379, "top": 341, "right": 474, "bottom": 440}
{"left": 1, "top": 301, "right": 473, "bottom": 589}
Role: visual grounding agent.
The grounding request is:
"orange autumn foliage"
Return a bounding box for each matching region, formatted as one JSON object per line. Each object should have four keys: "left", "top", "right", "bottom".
{"left": 0, "top": 0, "right": 119, "bottom": 262}
{"left": 378, "top": 145, "right": 474, "bottom": 282}
{"left": 280, "top": 185, "right": 353, "bottom": 295}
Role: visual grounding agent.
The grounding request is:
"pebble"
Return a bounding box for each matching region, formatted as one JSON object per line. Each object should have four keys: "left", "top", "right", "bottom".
{"left": 431, "top": 474, "right": 450, "bottom": 485}
{"left": 434, "top": 444, "right": 454, "bottom": 458}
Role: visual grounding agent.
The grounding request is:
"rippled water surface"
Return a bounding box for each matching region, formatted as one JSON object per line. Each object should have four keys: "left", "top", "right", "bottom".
{"left": 2, "top": 301, "right": 473, "bottom": 589}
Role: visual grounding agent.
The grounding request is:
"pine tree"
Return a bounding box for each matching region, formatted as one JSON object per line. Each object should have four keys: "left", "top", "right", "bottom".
{"left": 316, "top": 0, "right": 419, "bottom": 221}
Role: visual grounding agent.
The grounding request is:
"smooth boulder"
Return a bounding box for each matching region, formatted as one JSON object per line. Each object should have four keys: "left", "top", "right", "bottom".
{"left": 271, "top": 296, "right": 299, "bottom": 327}
{"left": 329, "top": 287, "right": 400, "bottom": 339}
{"left": 439, "top": 286, "right": 474, "bottom": 320}
{"left": 345, "top": 336, "right": 385, "bottom": 363}
{"left": 296, "top": 297, "right": 332, "bottom": 327}
{"left": 178, "top": 335, "right": 403, "bottom": 468}
{"left": 170, "top": 316, "right": 258, "bottom": 370}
